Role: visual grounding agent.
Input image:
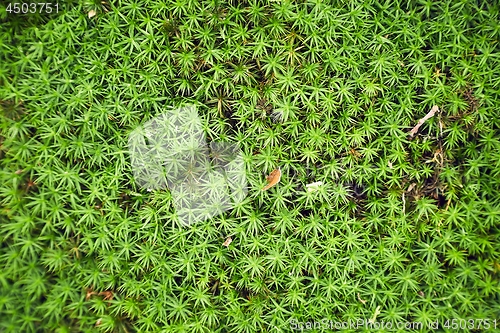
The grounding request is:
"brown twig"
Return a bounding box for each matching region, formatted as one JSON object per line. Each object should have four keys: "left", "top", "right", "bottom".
{"left": 409, "top": 105, "right": 439, "bottom": 137}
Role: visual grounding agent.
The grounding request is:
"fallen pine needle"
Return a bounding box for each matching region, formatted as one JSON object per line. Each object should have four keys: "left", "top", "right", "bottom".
{"left": 409, "top": 105, "right": 439, "bottom": 137}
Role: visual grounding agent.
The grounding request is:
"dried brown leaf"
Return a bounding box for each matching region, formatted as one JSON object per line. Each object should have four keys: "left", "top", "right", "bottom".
{"left": 222, "top": 237, "right": 232, "bottom": 247}
{"left": 262, "top": 168, "right": 281, "bottom": 191}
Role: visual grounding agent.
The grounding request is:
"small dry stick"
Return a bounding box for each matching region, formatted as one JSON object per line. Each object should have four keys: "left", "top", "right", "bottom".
{"left": 98, "top": 291, "right": 114, "bottom": 301}
{"left": 403, "top": 183, "right": 416, "bottom": 214}
{"left": 409, "top": 105, "right": 439, "bottom": 137}
{"left": 402, "top": 192, "right": 406, "bottom": 214}
{"left": 85, "top": 288, "right": 97, "bottom": 300}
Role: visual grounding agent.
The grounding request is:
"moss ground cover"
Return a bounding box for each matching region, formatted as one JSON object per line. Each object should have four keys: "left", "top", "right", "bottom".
{"left": 1, "top": 0, "right": 500, "bottom": 332}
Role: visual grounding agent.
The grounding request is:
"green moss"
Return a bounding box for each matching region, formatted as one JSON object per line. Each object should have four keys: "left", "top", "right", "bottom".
{"left": 1, "top": 0, "right": 499, "bottom": 332}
